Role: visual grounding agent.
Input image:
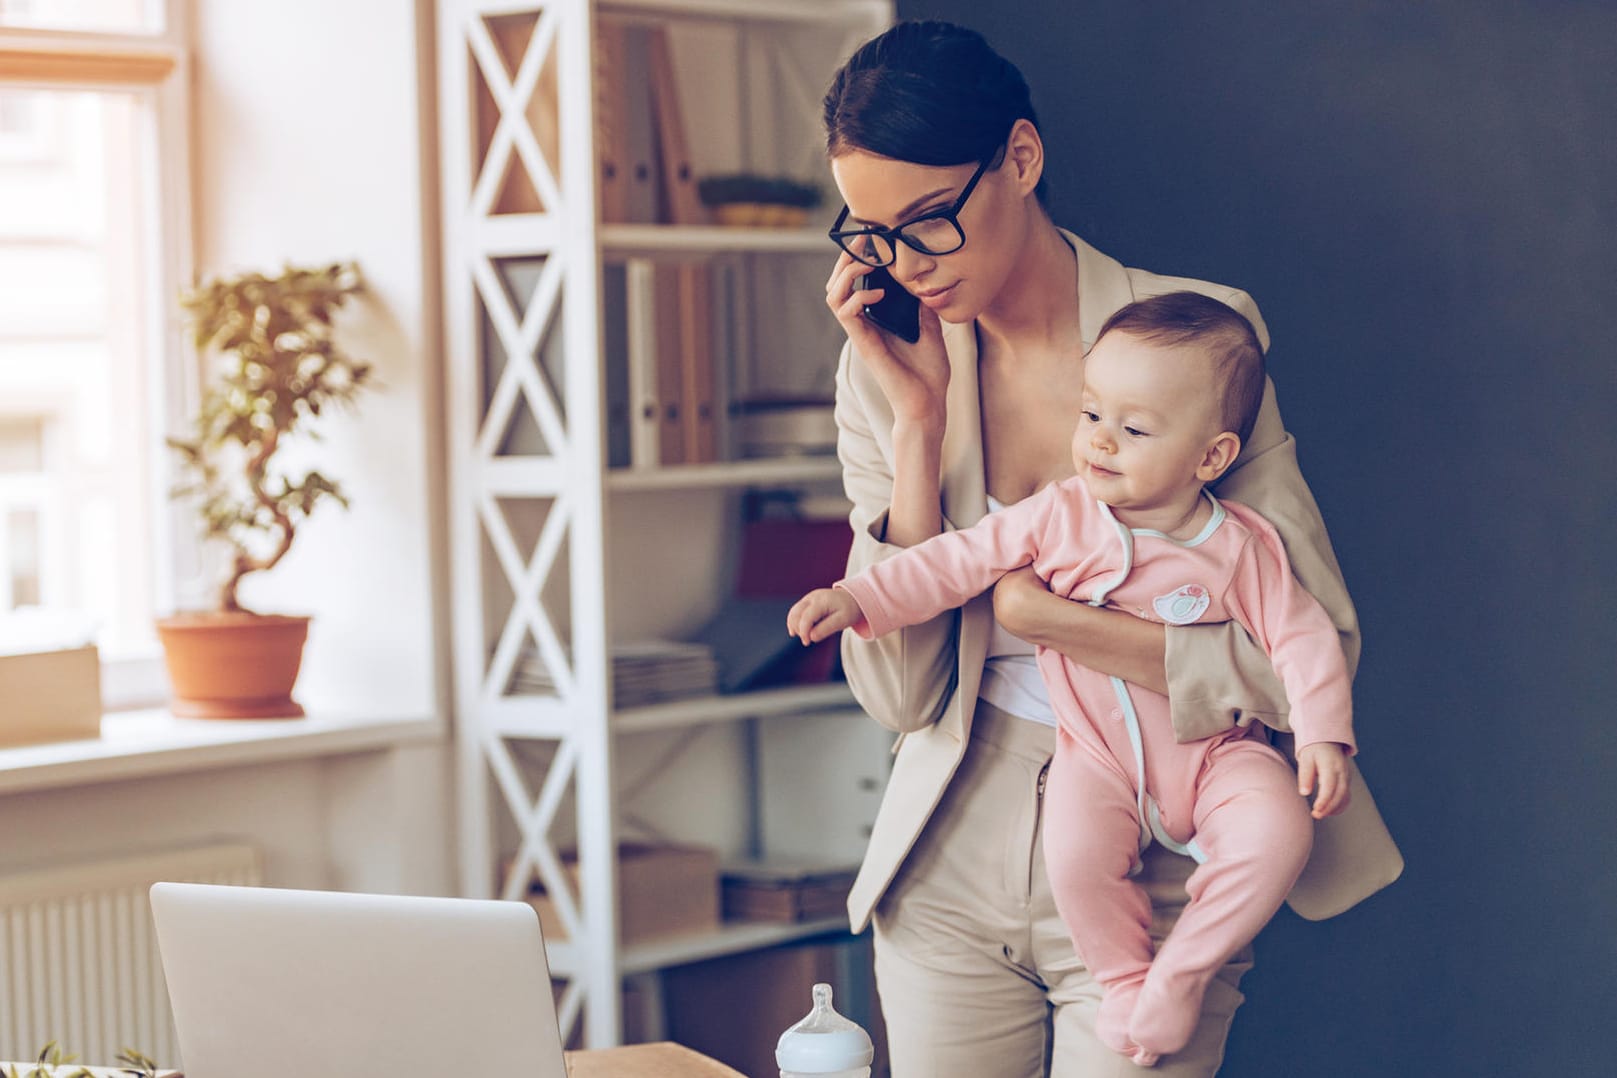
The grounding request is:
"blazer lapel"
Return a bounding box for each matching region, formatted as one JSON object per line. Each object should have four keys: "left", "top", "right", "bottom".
{"left": 1062, "top": 228, "right": 1137, "bottom": 353}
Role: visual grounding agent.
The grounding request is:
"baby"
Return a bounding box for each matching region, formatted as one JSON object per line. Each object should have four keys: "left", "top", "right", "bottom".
{"left": 789, "top": 291, "right": 1354, "bottom": 1066}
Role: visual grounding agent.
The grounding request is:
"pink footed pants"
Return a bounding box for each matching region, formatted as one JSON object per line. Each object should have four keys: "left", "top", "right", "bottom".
{"left": 1041, "top": 727, "right": 1314, "bottom": 1066}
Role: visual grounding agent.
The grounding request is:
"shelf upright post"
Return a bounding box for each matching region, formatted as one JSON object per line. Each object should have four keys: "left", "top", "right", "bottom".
{"left": 439, "top": 0, "right": 895, "bottom": 1052}
{"left": 438, "top": 0, "right": 620, "bottom": 1048}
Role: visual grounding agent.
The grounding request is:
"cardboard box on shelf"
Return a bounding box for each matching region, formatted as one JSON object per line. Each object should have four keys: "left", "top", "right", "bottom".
{"left": 516, "top": 842, "right": 720, "bottom": 946}
{"left": 721, "top": 860, "right": 858, "bottom": 923}
{"left": 0, "top": 644, "right": 101, "bottom": 749}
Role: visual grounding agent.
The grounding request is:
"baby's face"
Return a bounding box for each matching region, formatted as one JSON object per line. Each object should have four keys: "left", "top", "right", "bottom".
{"left": 1071, "top": 332, "right": 1226, "bottom": 513}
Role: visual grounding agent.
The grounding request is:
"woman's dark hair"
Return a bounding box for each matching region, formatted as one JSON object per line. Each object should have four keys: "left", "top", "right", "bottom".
{"left": 823, "top": 20, "right": 1047, "bottom": 204}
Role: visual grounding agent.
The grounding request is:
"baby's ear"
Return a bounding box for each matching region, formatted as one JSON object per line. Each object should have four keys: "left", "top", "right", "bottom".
{"left": 1196, "top": 431, "right": 1242, "bottom": 483}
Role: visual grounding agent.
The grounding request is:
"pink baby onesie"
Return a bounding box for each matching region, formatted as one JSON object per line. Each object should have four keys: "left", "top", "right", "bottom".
{"left": 837, "top": 476, "right": 1355, "bottom": 1062}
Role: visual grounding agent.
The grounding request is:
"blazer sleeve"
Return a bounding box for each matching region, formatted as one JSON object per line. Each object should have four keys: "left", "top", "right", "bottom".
{"left": 833, "top": 340, "right": 961, "bottom": 735}
{"left": 1164, "top": 352, "right": 1362, "bottom": 742}
{"left": 1219, "top": 513, "right": 1357, "bottom": 753}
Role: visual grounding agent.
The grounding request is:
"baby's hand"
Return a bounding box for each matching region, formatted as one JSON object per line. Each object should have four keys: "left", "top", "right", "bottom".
{"left": 1296, "top": 742, "right": 1352, "bottom": 819}
{"left": 786, "top": 588, "right": 863, "bottom": 646}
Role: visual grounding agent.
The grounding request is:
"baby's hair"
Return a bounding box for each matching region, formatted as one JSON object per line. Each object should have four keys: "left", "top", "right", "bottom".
{"left": 1095, "top": 292, "right": 1266, "bottom": 446}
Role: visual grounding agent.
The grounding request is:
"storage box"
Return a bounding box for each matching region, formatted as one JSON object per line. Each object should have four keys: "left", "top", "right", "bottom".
{"left": 721, "top": 860, "right": 858, "bottom": 923}
{"left": 0, "top": 644, "right": 102, "bottom": 749}
{"left": 520, "top": 843, "right": 719, "bottom": 946}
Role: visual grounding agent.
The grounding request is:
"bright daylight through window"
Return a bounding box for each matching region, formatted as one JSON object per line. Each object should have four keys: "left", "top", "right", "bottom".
{"left": 0, "top": 0, "right": 187, "bottom": 703}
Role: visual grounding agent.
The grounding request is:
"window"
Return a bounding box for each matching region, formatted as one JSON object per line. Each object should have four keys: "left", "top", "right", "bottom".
{"left": 0, "top": 0, "right": 161, "bottom": 35}
{"left": 0, "top": 1, "right": 191, "bottom": 707}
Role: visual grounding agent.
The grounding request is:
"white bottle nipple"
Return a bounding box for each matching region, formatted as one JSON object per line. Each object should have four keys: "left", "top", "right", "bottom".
{"left": 776, "top": 982, "right": 874, "bottom": 1077}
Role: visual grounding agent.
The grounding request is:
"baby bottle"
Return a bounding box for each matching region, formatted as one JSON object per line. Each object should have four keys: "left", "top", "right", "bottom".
{"left": 776, "top": 982, "right": 874, "bottom": 1078}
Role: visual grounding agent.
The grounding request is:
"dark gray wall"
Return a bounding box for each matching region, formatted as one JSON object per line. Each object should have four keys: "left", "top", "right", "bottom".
{"left": 896, "top": 2, "right": 1617, "bottom": 1074}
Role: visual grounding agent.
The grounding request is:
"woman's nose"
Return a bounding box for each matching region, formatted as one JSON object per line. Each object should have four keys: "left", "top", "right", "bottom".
{"left": 891, "top": 243, "right": 932, "bottom": 286}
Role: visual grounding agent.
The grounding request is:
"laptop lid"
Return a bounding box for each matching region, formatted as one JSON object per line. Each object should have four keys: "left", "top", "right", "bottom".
{"left": 150, "top": 882, "right": 566, "bottom": 1078}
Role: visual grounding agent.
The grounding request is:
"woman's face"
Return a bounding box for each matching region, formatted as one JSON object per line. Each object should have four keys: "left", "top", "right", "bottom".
{"left": 829, "top": 145, "right": 1032, "bottom": 325}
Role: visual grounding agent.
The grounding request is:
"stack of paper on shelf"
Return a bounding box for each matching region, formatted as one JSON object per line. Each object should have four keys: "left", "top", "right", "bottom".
{"left": 609, "top": 640, "right": 720, "bottom": 707}
{"left": 511, "top": 639, "right": 719, "bottom": 707}
{"left": 730, "top": 396, "right": 837, "bottom": 458}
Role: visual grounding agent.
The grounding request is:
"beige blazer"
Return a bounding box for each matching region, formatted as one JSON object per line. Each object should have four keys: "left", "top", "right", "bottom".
{"left": 836, "top": 231, "right": 1403, "bottom": 932}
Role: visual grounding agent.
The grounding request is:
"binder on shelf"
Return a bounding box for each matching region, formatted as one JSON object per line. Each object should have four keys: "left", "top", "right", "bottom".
{"left": 593, "top": 16, "right": 630, "bottom": 223}
{"left": 677, "top": 263, "right": 718, "bottom": 463}
{"left": 619, "top": 23, "right": 663, "bottom": 224}
{"left": 645, "top": 24, "right": 706, "bottom": 226}
{"left": 603, "top": 263, "right": 632, "bottom": 468}
{"left": 624, "top": 258, "right": 662, "bottom": 468}
{"left": 653, "top": 263, "right": 687, "bottom": 464}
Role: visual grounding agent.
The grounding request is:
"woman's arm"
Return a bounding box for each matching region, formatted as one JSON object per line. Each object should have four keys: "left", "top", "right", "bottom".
{"left": 992, "top": 571, "right": 1169, "bottom": 693}
{"left": 835, "top": 340, "right": 962, "bottom": 734}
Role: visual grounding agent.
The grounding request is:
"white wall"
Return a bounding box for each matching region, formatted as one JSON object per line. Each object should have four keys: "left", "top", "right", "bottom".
{"left": 1, "top": 5, "right": 453, "bottom": 903}
{"left": 0, "top": 0, "right": 465, "bottom": 897}
{"left": 189, "top": 0, "right": 444, "bottom": 722}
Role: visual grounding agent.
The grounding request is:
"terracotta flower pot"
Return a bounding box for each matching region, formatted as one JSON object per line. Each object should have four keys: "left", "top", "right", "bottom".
{"left": 154, "top": 612, "right": 311, "bottom": 719}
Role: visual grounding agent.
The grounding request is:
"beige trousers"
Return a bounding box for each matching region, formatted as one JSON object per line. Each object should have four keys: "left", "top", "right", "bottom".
{"left": 872, "top": 701, "right": 1250, "bottom": 1077}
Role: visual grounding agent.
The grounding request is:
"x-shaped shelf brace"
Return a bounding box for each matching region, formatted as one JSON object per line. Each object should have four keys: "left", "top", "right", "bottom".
{"left": 467, "top": 8, "right": 563, "bottom": 218}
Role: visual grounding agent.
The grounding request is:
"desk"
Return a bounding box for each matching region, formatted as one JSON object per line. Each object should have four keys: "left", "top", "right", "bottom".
{"left": 567, "top": 1042, "right": 747, "bottom": 1076}
{"left": 4, "top": 1043, "right": 747, "bottom": 1078}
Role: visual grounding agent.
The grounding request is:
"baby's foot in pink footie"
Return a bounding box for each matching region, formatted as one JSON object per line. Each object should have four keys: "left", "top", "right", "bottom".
{"left": 1096, "top": 980, "right": 1147, "bottom": 1062}
{"left": 1128, "top": 971, "right": 1205, "bottom": 1065}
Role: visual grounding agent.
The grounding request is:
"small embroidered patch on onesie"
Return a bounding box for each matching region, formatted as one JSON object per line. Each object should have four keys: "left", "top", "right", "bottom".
{"left": 1153, "top": 584, "right": 1210, "bottom": 625}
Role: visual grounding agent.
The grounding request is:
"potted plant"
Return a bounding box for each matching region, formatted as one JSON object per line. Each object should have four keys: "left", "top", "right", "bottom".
{"left": 3, "top": 1042, "right": 164, "bottom": 1078}
{"left": 156, "top": 261, "right": 372, "bottom": 719}
{"left": 696, "top": 173, "right": 822, "bottom": 227}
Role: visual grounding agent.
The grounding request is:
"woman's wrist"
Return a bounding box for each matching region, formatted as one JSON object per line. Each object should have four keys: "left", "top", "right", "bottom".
{"left": 890, "top": 408, "right": 946, "bottom": 449}
{"left": 884, "top": 417, "right": 945, "bottom": 548}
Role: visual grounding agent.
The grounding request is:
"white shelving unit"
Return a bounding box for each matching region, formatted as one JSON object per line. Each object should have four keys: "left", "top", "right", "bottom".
{"left": 436, "top": 0, "right": 890, "bottom": 1049}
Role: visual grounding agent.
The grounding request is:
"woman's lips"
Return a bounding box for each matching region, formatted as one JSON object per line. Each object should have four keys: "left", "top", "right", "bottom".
{"left": 915, "top": 282, "right": 958, "bottom": 307}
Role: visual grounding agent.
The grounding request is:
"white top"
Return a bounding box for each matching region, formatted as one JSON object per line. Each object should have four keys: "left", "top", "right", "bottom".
{"left": 975, "top": 495, "right": 1059, "bottom": 727}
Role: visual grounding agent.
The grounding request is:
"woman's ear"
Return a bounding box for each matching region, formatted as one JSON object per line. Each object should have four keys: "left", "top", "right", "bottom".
{"left": 1005, "top": 117, "right": 1044, "bottom": 197}
{"left": 1196, "top": 432, "right": 1243, "bottom": 483}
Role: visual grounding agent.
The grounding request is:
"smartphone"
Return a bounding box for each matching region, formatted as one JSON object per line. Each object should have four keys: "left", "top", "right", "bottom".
{"left": 859, "top": 265, "right": 921, "bottom": 344}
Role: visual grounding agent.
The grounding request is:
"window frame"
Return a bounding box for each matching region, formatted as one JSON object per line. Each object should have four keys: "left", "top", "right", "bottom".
{"left": 0, "top": 0, "right": 196, "bottom": 710}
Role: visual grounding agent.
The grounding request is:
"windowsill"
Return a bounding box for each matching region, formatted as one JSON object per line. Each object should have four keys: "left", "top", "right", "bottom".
{"left": 0, "top": 708, "right": 444, "bottom": 796}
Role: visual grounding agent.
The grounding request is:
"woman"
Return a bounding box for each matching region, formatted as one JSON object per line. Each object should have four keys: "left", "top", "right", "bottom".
{"left": 821, "top": 21, "right": 1402, "bottom": 1077}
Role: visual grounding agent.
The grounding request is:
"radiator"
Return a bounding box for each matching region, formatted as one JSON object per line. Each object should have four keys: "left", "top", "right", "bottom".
{"left": 0, "top": 842, "right": 262, "bottom": 1069}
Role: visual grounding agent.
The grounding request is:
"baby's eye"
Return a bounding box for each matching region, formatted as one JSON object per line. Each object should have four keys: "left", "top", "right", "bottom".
{"left": 1124, "top": 426, "right": 1148, "bottom": 437}
{"left": 1081, "top": 410, "right": 1099, "bottom": 424}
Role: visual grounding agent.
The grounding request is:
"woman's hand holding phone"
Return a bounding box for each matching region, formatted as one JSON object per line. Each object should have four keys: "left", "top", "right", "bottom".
{"left": 825, "top": 251, "right": 950, "bottom": 430}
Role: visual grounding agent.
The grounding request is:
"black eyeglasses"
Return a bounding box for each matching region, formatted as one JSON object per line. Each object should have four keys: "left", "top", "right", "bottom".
{"left": 828, "top": 154, "right": 993, "bottom": 268}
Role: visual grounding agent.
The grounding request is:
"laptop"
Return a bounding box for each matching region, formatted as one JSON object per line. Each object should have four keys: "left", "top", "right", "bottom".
{"left": 149, "top": 882, "right": 568, "bottom": 1078}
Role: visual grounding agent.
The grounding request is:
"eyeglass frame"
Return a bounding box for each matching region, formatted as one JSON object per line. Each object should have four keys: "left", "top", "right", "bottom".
{"left": 828, "top": 152, "right": 996, "bottom": 268}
